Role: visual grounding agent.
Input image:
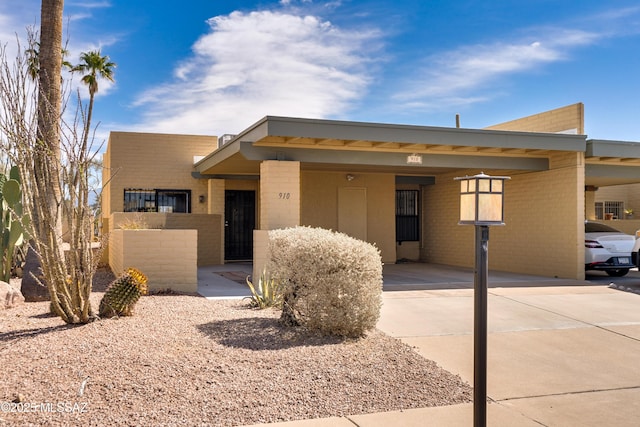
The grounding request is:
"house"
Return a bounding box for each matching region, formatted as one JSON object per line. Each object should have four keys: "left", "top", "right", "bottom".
{"left": 101, "top": 103, "right": 640, "bottom": 287}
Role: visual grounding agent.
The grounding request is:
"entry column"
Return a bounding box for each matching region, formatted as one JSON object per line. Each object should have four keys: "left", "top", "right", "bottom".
{"left": 253, "top": 160, "right": 300, "bottom": 280}
{"left": 208, "top": 179, "right": 225, "bottom": 264}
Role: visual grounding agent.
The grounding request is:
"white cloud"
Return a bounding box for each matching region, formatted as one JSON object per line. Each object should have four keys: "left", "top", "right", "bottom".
{"left": 132, "top": 9, "right": 381, "bottom": 135}
{"left": 66, "top": 1, "right": 112, "bottom": 8}
{"left": 392, "top": 28, "right": 599, "bottom": 111}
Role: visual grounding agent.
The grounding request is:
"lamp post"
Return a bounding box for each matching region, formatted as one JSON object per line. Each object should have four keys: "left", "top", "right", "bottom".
{"left": 454, "top": 172, "right": 509, "bottom": 427}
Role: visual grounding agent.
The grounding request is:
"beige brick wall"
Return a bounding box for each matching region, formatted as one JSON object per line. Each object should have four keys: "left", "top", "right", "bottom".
{"left": 485, "top": 103, "right": 584, "bottom": 134}
{"left": 111, "top": 212, "right": 222, "bottom": 266}
{"left": 585, "top": 190, "right": 596, "bottom": 220}
{"left": 109, "top": 229, "right": 198, "bottom": 293}
{"left": 260, "top": 161, "right": 300, "bottom": 230}
{"left": 601, "top": 220, "right": 640, "bottom": 235}
{"left": 208, "top": 179, "right": 225, "bottom": 260}
{"left": 422, "top": 157, "right": 585, "bottom": 279}
{"left": 252, "top": 230, "right": 269, "bottom": 283}
{"left": 103, "top": 132, "right": 217, "bottom": 218}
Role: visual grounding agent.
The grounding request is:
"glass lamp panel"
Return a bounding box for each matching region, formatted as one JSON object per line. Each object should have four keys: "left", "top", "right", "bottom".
{"left": 478, "top": 193, "right": 503, "bottom": 221}
{"left": 478, "top": 178, "right": 490, "bottom": 192}
{"left": 468, "top": 179, "right": 476, "bottom": 192}
{"left": 492, "top": 179, "right": 503, "bottom": 193}
{"left": 460, "top": 193, "right": 476, "bottom": 222}
{"left": 460, "top": 180, "right": 468, "bottom": 193}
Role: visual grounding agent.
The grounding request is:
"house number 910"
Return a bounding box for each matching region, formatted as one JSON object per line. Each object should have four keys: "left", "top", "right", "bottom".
{"left": 279, "top": 192, "right": 291, "bottom": 200}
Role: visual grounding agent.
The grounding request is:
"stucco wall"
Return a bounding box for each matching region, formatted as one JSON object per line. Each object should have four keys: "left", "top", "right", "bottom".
{"left": 422, "top": 157, "right": 585, "bottom": 279}
{"left": 109, "top": 229, "right": 198, "bottom": 293}
{"left": 110, "top": 212, "right": 222, "bottom": 266}
{"left": 301, "top": 171, "right": 396, "bottom": 263}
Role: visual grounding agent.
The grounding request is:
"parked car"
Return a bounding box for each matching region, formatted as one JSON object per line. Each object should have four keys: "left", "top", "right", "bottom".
{"left": 584, "top": 221, "right": 635, "bottom": 277}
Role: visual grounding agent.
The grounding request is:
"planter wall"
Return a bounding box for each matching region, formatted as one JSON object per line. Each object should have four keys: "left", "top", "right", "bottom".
{"left": 109, "top": 229, "right": 198, "bottom": 293}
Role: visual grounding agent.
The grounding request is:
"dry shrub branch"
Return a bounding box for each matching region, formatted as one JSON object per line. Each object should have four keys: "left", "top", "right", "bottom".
{"left": 0, "top": 31, "right": 103, "bottom": 323}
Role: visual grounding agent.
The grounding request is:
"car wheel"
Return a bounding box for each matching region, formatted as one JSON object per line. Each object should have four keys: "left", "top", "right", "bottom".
{"left": 606, "top": 269, "right": 629, "bottom": 277}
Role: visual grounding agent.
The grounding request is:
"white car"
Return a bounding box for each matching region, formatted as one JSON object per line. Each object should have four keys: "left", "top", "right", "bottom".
{"left": 585, "top": 221, "right": 635, "bottom": 277}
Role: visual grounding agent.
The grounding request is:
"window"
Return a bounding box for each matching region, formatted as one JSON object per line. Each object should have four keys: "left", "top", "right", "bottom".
{"left": 595, "top": 201, "right": 623, "bottom": 220}
{"left": 124, "top": 189, "right": 191, "bottom": 213}
{"left": 396, "top": 190, "right": 419, "bottom": 242}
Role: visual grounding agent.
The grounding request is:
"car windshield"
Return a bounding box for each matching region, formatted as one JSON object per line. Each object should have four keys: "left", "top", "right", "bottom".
{"left": 585, "top": 222, "right": 623, "bottom": 233}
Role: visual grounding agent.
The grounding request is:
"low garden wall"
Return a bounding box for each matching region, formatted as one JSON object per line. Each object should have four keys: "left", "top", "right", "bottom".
{"left": 109, "top": 229, "right": 198, "bottom": 293}
{"left": 109, "top": 212, "right": 222, "bottom": 266}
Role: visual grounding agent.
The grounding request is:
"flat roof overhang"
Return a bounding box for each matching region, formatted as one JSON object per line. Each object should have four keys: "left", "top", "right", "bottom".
{"left": 586, "top": 139, "right": 640, "bottom": 186}
{"left": 194, "top": 116, "right": 587, "bottom": 178}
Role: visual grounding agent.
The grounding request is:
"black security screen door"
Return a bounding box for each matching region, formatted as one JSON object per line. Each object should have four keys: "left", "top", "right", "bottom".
{"left": 396, "top": 190, "right": 419, "bottom": 242}
{"left": 225, "top": 190, "right": 255, "bottom": 260}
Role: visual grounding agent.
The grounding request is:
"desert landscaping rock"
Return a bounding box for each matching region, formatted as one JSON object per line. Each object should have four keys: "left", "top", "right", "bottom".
{"left": 0, "top": 281, "right": 24, "bottom": 310}
{"left": 0, "top": 270, "right": 471, "bottom": 426}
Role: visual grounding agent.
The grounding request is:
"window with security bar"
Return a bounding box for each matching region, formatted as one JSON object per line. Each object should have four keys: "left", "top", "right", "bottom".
{"left": 124, "top": 189, "right": 191, "bottom": 213}
{"left": 595, "top": 201, "right": 624, "bottom": 220}
{"left": 396, "top": 190, "right": 419, "bottom": 242}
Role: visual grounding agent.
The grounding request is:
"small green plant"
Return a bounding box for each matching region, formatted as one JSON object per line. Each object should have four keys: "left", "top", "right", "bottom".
{"left": 99, "top": 267, "right": 148, "bottom": 318}
{"left": 244, "top": 269, "right": 283, "bottom": 309}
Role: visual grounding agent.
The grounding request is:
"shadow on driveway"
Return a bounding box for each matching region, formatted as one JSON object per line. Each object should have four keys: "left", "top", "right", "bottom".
{"left": 382, "top": 263, "right": 598, "bottom": 292}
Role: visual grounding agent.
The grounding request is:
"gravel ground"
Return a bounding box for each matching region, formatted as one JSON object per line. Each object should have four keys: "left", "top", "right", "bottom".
{"left": 0, "top": 269, "right": 472, "bottom": 426}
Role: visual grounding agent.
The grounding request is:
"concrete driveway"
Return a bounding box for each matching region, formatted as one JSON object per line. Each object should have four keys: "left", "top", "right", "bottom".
{"left": 377, "top": 264, "right": 640, "bottom": 426}
{"left": 200, "top": 263, "right": 640, "bottom": 426}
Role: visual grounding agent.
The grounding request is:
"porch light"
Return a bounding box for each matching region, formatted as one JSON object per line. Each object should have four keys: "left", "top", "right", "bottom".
{"left": 456, "top": 172, "right": 509, "bottom": 225}
{"left": 454, "top": 171, "right": 510, "bottom": 427}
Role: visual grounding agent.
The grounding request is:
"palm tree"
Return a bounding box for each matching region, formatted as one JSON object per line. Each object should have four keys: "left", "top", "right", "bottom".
{"left": 26, "top": 40, "right": 74, "bottom": 81}
{"left": 72, "top": 50, "right": 116, "bottom": 150}
{"left": 25, "top": 0, "right": 69, "bottom": 316}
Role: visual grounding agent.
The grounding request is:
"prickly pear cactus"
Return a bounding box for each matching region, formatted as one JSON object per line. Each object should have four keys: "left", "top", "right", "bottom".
{"left": 99, "top": 268, "right": 148, "bottom": 318}
{"left": 0, "top": 166, "right": 29, "bottom": 283}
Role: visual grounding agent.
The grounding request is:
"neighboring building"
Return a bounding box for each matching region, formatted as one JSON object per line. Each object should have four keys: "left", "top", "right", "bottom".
{"left": 101, "top": 103, "right": 640, "bottom": 282}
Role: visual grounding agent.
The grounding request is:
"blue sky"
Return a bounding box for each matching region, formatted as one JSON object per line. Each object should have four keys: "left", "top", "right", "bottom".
{"left": 1, "top": 0, "right": 639, "bottom": 143}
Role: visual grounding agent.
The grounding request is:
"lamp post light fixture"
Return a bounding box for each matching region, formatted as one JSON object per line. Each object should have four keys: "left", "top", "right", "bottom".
{"left": 454, "top": 172, "right": 510, "bottom": 427}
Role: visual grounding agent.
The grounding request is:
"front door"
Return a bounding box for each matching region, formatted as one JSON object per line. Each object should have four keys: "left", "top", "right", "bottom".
{"left": 225, "top": 190, "right": 255, "bottom": 260}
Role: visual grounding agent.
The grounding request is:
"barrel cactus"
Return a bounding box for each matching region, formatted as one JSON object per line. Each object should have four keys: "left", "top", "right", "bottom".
{"left": 99, "top": 268, "right": 148, "bottom": 318}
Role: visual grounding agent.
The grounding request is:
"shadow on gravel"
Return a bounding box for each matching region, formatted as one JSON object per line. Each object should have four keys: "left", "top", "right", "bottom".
{"left": 197, "top": 316, "right": 346, "bottom": 351}
{"left": 0, "top": 324, "right": 75, "bottom": 344}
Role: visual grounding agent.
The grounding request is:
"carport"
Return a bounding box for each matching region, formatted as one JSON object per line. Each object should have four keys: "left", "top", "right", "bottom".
{"left": 194, "top": 116, "right": 588, "bottom": 281}
{"left": 585, "top": 139, "right": 640, "bottom": 223}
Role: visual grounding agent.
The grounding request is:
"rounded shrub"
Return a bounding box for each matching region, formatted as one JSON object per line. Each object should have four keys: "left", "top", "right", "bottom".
{"left": 268, "top": 226, "right": 383, "bottom": 338}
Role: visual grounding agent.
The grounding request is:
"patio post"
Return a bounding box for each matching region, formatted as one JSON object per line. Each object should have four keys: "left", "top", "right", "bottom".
{"left": 454, "top": 172, "right": 510, "bottom": 427}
